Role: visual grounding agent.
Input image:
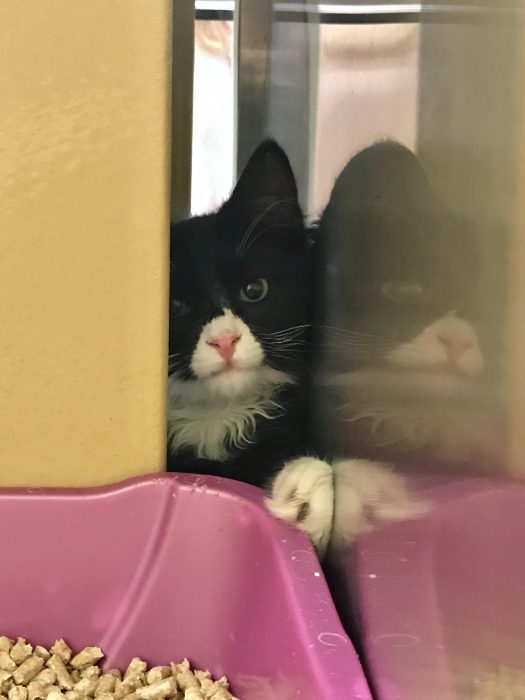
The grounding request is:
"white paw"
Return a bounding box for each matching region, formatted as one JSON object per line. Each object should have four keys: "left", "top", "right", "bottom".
{"left": 266, "top": 457, "right": 334, "bottom": 558}
{"left": 331, "top": 459, "right": 431, "bottom": 547}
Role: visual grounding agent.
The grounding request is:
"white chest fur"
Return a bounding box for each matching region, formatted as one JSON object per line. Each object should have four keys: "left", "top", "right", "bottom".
{"left": 168, "top": 369, "right": 292, "bottom": 461}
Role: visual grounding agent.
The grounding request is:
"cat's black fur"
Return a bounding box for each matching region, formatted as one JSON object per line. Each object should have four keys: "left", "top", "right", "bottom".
{"left": 167, "top": 140, "right": 314, "bottom": 487}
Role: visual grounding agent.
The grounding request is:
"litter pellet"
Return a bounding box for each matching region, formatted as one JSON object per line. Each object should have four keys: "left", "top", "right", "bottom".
{"left": 26, "top": 681, "right": 45, "bottom": 700}
{"left": 206, "top": 688, "right": 234, "bottom": 700}
{"left": 33, "top": 651, "right": 49, "bottom": 664}
{"left": 33, "top": 671, "right": 55, "bottom": 687}
{"left": 65, "top": 692, "right": 82, "bottom": 700}
{"left": 8, "top": 687, "right": 27, "bottom": 700}
{"left": 10, "top": 642, "right": 32, "bottom": 667}
{"left": 106, "top": 672, "right": 121, "bottom": 682}
{"left": 13, "top": 657, "right": 44, "bottom": 686}
{"left": 0, "top": 639, "right": 239, "bottom": 700}
{"left": 144, "top": 670, "right": 170, "bottom": 687}
{"left": 196, "top": 682, "right": 214, "bottom": 698}
{"left": 50, "top": 642, "right": 72, "bottom": 666}
{"left": 95, "top": 675, "right": 117, "bottom": 697}
{"left": 46, "top": 691, "right": 62, "bottom": 700}
{"left": 192, "top": 674, "right": 209, "bottom": 686}
{"left": 0, "top": 654, "right": 16, "bottom": 674}
{"left": 74, "top": 676, "right": 99, "bottom": 697}
{"left": 176, "top": 671, "right": 198, "bottom": 694}
{"left": 121, "top": 693, "right": 137, "bottom": 700}
{"left": 70, "top": 649, "right": 103, "bottom": 672}
{"left": 123, "top": 662, "right": 146, "bottom": 682}
{"left": 80, "top": 668, "right": 100, "bottom": 682}
{"left": 183, "top": 691, "right": 204, "bottom": 700}
{"left": 0, "top": 673, "right": 11, "bottom": 696}
{"left": 135, "top": 677, "right": 178, "bottom": 700}
{"left": 114, "top": 675, "right": 145, "bottom": 700}
{"left": 47, "top": 656, "right": 74, "bottom": 690}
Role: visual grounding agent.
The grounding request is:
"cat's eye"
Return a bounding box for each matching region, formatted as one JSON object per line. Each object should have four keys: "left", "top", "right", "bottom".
{"left": 239, "top": 278, "right": 269, "bottom": 303}
{"left": 171, "top": 299, "right": 190, "bottom": 317}
{"left": 382, "top": 281, "right": 425, "bottom": 304}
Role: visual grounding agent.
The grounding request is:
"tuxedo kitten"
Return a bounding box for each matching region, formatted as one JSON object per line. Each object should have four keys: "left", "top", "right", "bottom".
{"left": 312, "top": 140, "right": 504, "bottom": 471}
{"left": 168, "top": 141, "right": 317, "bottom": 484}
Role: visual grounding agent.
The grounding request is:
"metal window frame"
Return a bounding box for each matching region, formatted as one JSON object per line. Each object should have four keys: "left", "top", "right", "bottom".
{"left": 171, "top": 0, "right": 195, "bottom": 222}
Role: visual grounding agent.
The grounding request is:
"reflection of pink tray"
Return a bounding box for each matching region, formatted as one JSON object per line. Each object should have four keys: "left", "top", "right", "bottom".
{"left": 0, "top": 474, "right": 371, "bottom": 700}
{"left": 348, "top": 476, "right": 525, "bottom": 700}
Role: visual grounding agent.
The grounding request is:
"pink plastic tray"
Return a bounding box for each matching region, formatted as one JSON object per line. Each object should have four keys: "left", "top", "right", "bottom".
{"left": 0, "top": 473, "right": 371, "bottom": 700}
{"left": 346, "top": 476, "right": 525, "bottom": 699}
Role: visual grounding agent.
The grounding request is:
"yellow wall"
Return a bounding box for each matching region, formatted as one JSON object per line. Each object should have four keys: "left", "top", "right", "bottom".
{"left": 0, "top": 0, "right": 170, "bottom": 486}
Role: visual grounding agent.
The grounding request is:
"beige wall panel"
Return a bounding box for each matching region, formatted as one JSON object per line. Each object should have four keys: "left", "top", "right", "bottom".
{"left": 0, "top": 0, "right": 171, "bottom": 485}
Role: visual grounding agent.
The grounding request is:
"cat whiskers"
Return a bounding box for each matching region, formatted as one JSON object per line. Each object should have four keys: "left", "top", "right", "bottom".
{"left": 261, "top": 341, "right": 308, "bottom": 356}
{"left": 261, "top": 323, "right": 311, "bottom": 336}
{"left": 168, "top": 353, "right": 191, "bottom": 377}
{"left": 258, "top": 324, "right": 311, "bottom": 341}
{"left": 318, "top": 325, "right": 391, "bottom": 359}
{"left": 318, "top": 325, "right": 376, "bottom": 340}
{"left": 258, "top": 324, "right": 311, "bottom": 357}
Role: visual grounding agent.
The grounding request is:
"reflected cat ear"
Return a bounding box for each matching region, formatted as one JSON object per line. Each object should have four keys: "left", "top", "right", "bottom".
{"left": 330, "top": 140, "right": 438, "bottom": 217}
{"left": 229, "top": 139, "right": 299, "bottom": 207}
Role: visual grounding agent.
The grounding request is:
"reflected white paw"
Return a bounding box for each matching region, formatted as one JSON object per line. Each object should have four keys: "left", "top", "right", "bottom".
{"left": 266, "top": 457, "right": 334, "bottom": 558}
{"left": 332, "top": 459, "right": 431, "bottom": 547}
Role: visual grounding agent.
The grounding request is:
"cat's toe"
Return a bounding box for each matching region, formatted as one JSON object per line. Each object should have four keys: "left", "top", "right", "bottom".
{"left": 266, "top": 457, "right": 334, "bottom": 558}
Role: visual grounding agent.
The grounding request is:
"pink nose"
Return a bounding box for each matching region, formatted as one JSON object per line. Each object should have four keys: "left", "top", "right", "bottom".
{"left": 207, "top": 334, "right": 240, "bottom": 362}
{"left": 438, "top": 334, "right": 473, "bottom": 363}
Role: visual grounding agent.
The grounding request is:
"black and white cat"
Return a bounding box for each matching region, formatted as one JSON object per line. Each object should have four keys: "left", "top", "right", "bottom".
{"left": 168, "top": 141, "right": 312, "bottom": 479}
{"left": 168, "top": 140, "right": 420, "bottom": 555}
{"left": 168, "top": 140, "right": 332, "bottom": 551}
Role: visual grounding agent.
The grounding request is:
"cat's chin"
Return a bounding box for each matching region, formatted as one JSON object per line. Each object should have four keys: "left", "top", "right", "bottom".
{"left": 204, "top": 365, "right": 294, "bottom": 399}
{"left": 203, "top": 366, "right": 267, "bottom": 398}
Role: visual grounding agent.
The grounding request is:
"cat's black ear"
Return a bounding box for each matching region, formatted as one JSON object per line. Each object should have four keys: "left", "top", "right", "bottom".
{"left": 230, "top": 139, "right": 299, "bottom": 207}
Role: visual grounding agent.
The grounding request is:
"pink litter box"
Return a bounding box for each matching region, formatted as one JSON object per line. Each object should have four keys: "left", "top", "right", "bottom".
{"left": 0, "top": 473, "right": 371, "bottom": 700}
{"left": 339, "top": 475, "right": 525, "bottom": 700}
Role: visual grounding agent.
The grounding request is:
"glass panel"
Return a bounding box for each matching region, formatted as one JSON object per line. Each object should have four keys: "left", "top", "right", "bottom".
{"left": 172, "top": 0, "right": 195, "bottom": 220}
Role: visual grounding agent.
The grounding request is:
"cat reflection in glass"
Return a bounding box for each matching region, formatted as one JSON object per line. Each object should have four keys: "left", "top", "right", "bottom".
{"left": 313, "top": 141, "right": 502, "bottom": 470}
{"left": 168, "top": 140, "right": 432, "bottom": 557}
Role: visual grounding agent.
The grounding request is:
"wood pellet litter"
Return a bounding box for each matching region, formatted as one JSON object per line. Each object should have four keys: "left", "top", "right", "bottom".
{"left": 471, "top": 666, "right": 525, "bottom": 700}
{"left": 0, "top": 637, "right": 239, "bottom": 700}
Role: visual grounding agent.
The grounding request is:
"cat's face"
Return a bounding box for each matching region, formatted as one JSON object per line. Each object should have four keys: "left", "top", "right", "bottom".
{"left": 169, "top": 141, "right": 312, "bottom": 400}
